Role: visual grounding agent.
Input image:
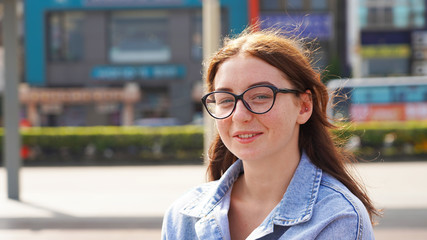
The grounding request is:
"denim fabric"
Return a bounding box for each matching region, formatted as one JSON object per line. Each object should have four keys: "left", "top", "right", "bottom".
{"left": 161, "top": 153, "right": 375, "bottom": 239}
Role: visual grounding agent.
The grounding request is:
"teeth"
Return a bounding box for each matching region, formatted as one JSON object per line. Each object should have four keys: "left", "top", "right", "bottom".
{"left": 238, "top": 134, "right": 256, "bottom": 139}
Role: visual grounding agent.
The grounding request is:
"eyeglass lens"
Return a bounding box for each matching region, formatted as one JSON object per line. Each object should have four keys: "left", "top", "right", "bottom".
{"left": 204, "top": 86, "right": 275, "bottom": 119}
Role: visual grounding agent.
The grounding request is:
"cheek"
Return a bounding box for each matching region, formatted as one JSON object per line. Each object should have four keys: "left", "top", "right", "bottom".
{"left": 263, "top": 109, "right": 300, "bottom": 141}
{"left": 215, "top": 119, "right": 230, "bottom": 139}
{"left": 267, "top": 101, "right": 299, "bottom": 125}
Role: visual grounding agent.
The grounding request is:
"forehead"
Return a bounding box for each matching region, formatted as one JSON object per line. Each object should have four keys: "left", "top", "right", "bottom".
{"left": 213, "top": 54, "right": 291, "bottom": 91}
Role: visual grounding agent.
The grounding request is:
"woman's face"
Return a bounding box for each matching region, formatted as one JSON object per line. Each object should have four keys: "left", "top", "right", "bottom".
{"left": 213, "top": 54, "right": 309, "bottom": 162}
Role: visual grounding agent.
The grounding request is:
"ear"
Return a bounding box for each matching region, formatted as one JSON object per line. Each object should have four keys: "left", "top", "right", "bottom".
{"left": 297, "top": 90, "right": 313, "bottom": 124}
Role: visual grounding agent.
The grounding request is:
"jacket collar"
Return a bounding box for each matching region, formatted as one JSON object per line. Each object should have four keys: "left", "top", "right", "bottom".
{"left": 272, "top": 152, "right": 322, "bottom": 225}
{"left": 180, "top": 159, "right": 243, "bottom": 218}
{"left": 180, "top": 152, "right": 322, "bottom": 226}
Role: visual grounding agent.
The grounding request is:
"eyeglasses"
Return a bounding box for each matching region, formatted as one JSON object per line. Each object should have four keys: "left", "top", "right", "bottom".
{"left": 201, "top": 85, "right": 302, "bottom": 119}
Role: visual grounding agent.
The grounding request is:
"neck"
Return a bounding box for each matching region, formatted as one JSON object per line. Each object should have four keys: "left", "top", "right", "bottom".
{"left": 235, "top": 150, "right": 301, "bottom": 205}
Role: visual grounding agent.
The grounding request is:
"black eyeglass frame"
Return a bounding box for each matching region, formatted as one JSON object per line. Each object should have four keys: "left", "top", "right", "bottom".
{"left": 201, "top": 84, "right": 303, "bottom": 119}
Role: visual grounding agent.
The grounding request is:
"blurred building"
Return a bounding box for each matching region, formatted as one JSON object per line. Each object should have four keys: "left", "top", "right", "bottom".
{"left": 255, "top": 0, "right": 346, "bottom": 78}
{"left": 23, "top": 0, "right": 247, "bottom": 126}
{"left": 19, "top": 0, "right": 427, "bottom": 126}
{"left": 359, "top": 0, "right": 427, "bottom": 77}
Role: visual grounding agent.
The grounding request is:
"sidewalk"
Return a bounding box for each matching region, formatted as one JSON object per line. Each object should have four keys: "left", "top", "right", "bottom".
{"left": 1, "top": 161, "right": 426, "bottom": 239}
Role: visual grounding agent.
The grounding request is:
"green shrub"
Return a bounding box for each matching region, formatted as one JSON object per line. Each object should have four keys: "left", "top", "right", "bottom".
{"left": 333, "top": 121, "right": 427, "bottom": 160}
{"left": 1, "top": 125, "right": 204, "bottom": 165}
{"left": 0, "top": 122, "right": 426, "bottom": 166}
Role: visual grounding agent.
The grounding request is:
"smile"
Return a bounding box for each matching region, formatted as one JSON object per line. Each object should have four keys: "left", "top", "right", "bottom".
{"left": 233, "top": 132, "right": 262, "bottom": 143}
{"left": 238, "top": 134, "right": 258, "bottom": 139}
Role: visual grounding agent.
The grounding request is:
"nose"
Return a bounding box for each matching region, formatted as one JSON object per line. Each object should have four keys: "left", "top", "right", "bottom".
{"left": 231, "top": 100, "right": 252, "bottom": 122}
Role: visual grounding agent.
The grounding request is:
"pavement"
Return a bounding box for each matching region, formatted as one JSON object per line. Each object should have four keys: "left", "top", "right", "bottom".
{"left": 0, "top": 161, "right": 426, "bottom": 239}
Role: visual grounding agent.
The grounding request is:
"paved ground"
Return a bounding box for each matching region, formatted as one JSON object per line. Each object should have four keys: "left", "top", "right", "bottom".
{"left": 0, "top": 161, "right": 426, "bottom": 239}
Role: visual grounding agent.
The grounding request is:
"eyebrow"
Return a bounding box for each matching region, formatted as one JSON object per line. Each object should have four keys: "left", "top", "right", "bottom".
{"left": 215, "top": 81, "right": 277, "bottom": 92}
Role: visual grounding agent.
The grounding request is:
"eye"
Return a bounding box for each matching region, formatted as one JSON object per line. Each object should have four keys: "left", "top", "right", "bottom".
{"left": 249, "top": 93, "right": 274, "bottom": 103}
{"left": 253, "top": 94, "right": 272, "bottom": 100}
{"left": 206, "top": 98, "right": 216, "bottom": 104}
{"left": 218, "top": 97, "right": 235, "bottom": 105}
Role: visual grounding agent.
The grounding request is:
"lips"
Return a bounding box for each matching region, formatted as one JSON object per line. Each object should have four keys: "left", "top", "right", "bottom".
{"left": 237, "top": 133, "right": 259, "bottom": 139}
{"left": 233, "top": 131, "right": 262, "bottom": 143}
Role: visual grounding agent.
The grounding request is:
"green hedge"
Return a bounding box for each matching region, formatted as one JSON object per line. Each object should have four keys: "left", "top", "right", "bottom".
{"left": 0, "top": 125, "right": 204, "bottom": 165}
{"left": 0, "top": 122, "right": 426, "bottom": 166}
{"left": 333, "top": 121, "right": 427, "bottom": 160}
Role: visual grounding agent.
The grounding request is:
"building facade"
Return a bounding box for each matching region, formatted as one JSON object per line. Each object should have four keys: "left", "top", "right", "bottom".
{"left": 359, "top": 0, "right": 427, "bottom": 77}
{"left": 257, "top": 0, "right": 344, "bottom": 77}
{"left": 23, "top": 0, "right": 426, "bottom": 126}
{"left": 24, "top": 0, "right": 248, "bottom": 126}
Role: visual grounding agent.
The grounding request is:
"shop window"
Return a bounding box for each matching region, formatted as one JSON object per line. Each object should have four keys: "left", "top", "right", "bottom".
{"left": 135, "top": 88, "right": 170, "bottom": 121}
{"left": 47, "top": 11, "right": 84, "bottom": 62}
{"left": 109, "top": 10, "right": 171, "bottom": 64}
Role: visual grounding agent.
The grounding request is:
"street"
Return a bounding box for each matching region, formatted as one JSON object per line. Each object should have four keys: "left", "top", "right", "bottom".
{"left": 0, "top": 160, "right": 426, "bottom": 239}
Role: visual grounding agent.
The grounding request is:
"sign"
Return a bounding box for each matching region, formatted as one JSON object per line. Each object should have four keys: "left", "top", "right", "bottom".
{"left": 350, "top": 103, "right": 427, "bottom": 121}
{"left": 19, "top": 87, "right": 141, "bottom": 104}
{"left": 260, "top": 13, "right": 333, "bottom": 40}
{"left": 84, "top": 0, "right": 184, "bottom": 7}
{"left": 361, "top": 44, "right": 411, "bottom": 58}
{"left": 405, "top": 102, "right": 427, "bottom": 120}
{"left": 91, "top": 65, "right": 186, "bottom": 81}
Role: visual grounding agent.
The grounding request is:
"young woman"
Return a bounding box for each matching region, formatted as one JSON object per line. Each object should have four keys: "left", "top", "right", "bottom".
{"left": 162, "top": 28, "right": 378, "bottom": 239}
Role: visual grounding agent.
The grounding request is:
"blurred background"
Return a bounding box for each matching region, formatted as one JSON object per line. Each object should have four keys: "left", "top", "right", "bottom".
{"left": 0, "top": 0, "right": 426, "bottom": 239}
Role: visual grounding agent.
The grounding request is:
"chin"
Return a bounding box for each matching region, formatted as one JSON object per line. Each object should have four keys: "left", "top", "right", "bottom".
{"left": 232, "top": 150, "right": 260, "bottom": 161}
{"left": 226, "top": 142, "right": 262, "bottom": 161}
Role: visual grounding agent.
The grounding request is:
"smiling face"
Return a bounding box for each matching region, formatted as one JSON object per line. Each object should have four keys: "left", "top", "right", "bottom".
{"left": 213, "top": 54, "right": 309, "bottom": 163}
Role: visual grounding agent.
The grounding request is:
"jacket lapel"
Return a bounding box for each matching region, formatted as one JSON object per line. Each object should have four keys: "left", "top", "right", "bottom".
{"left": 195, "top": 213, "right": 226, "bottom": 240}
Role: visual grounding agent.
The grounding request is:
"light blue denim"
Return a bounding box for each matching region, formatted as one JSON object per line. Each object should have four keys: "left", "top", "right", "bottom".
{"left": 161, "top": 153, "right": 375, "bottom": 239}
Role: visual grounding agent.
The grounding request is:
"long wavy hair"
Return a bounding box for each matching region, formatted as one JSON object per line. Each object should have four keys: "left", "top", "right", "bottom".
{"left": 204, "top": 27, "right": 379, "bottom": 224}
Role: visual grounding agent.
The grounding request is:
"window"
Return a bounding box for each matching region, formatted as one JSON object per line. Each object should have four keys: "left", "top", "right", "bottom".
{"left": 136, "top": 87, "right": 170, "bottom": 120}
{"left": 364, "top": 58, "right": 410, "bottom": 77}
{"left": 286, "top": 0, "right": 303, "bottom": 10}
{"left": 260, "top": 0, "right": 280, "bottom": 10}
{"left": 361, "top": 0, "right": 425, "bottom": 29}
{"left": 48, "top": 11, "right": 84, "bottom": 62}
{"left": 109, "top": 10, "right": 171, "bottom": 64}
{"left": 311, "top": 0, "right": 327, "bottom": 10}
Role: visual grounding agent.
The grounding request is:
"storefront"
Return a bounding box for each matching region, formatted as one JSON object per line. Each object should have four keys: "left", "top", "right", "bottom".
{"left": 24, "top": 0, "right": 248, "bottom": 126}
{"left": 359, "top": 0, "right": 426, "bottom": 77}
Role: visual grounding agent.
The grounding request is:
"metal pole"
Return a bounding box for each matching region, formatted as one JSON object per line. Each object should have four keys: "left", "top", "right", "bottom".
{"left": 202, "top": 0, "right": 220, "bottom": 163}
{"left": 347, "top": 0, "right": 361, "bottom": 78}
{"left": 3, "top": 0, "right": 21, "bottom": 200}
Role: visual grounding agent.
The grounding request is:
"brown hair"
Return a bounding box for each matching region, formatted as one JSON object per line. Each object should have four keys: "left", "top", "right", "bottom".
{"left": 204, "top": 27, "right": 380, "bottom": 224}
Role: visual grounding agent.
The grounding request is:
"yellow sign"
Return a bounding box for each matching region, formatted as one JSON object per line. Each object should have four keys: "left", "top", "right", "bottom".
{"left": 361, "top": 44, "right": 411, "bottom": 58}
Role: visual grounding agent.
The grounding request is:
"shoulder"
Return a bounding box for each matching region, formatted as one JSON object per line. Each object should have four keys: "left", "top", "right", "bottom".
{"left": 312, "top": 173, "right": 374, "bottom": 239}
{"left": 162, "top": 160, "right": 243, "bottom": 239}
{"left": 161, "top": 181, "right": 218, "bottom": 239}
{"left": 166, "top": 180, "right": 217, "bottom": 216}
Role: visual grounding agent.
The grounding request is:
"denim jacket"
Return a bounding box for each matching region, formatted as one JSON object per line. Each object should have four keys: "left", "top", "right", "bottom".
{"left": 161, "top": 153, "right": 374, "bottom": 239}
